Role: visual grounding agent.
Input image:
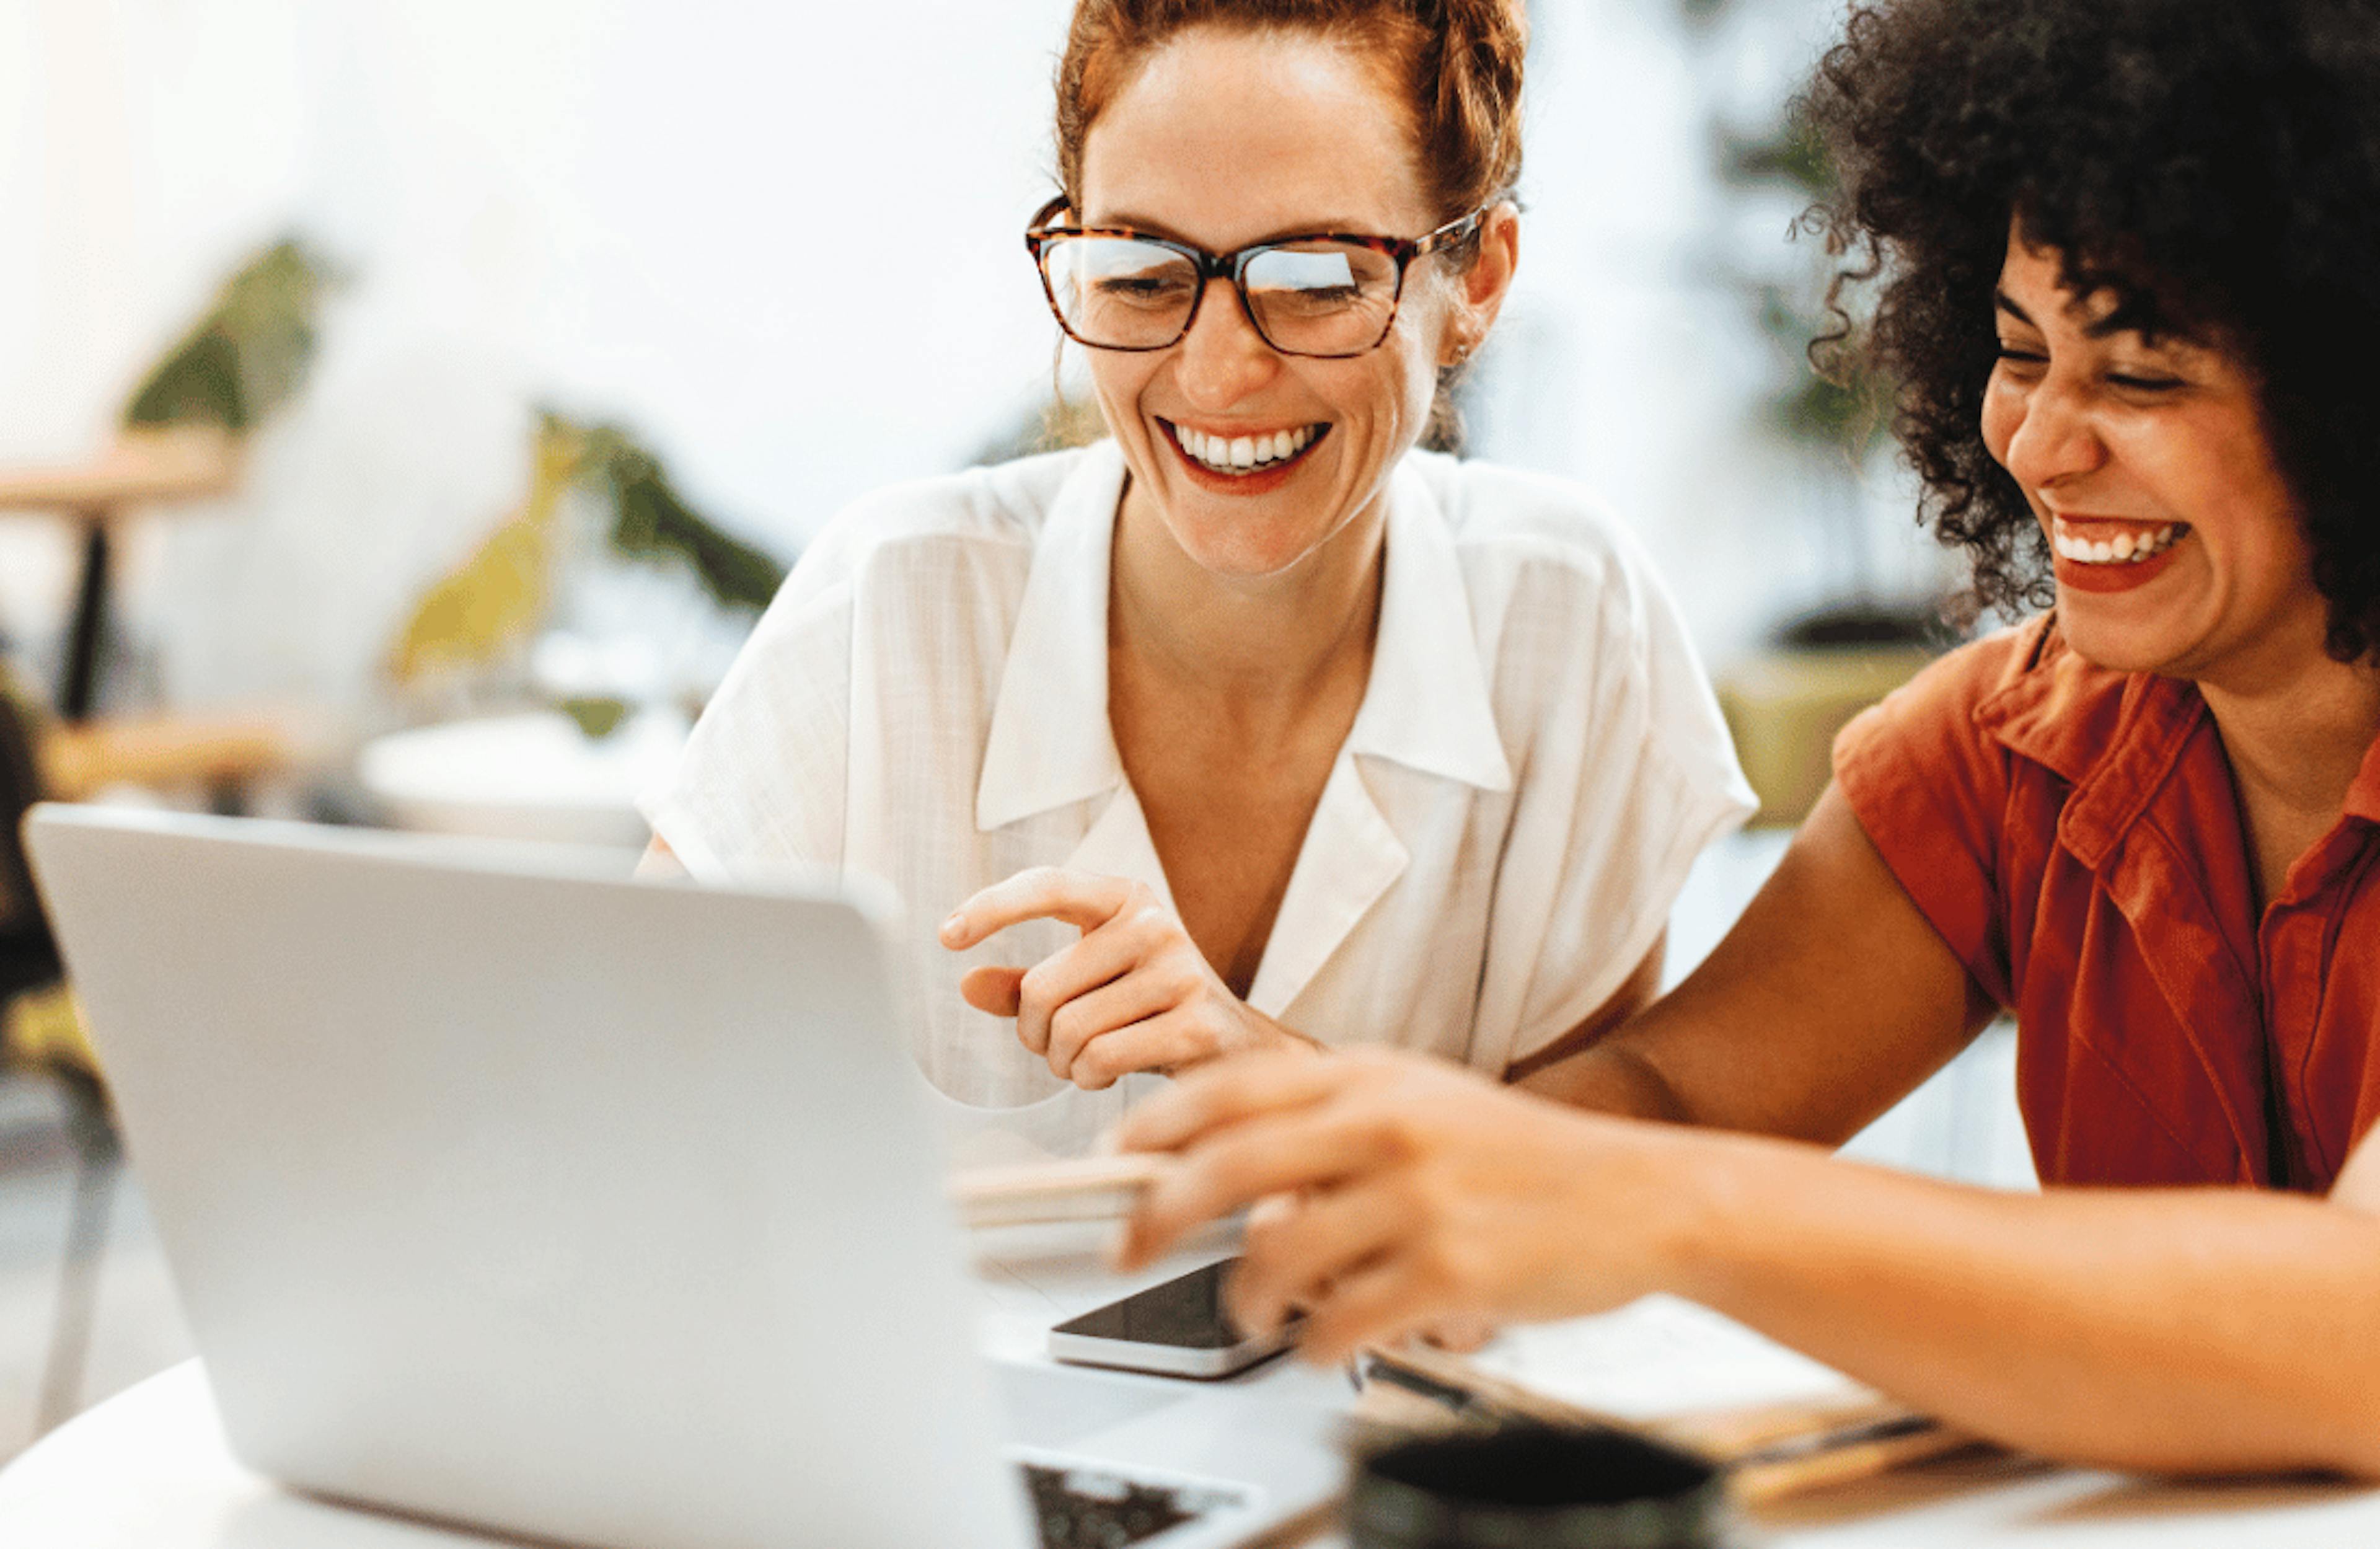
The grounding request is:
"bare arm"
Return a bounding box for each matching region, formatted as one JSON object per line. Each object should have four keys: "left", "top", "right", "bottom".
{"left": 1111, "top": 777, "right": 2380, "bottom": 1474}
{"left": 1119, "top": 1052, "right": 2380, "bottom": 1477}
{"left": 1525, "top": 783, "right": 1997, "bottom": 1140}
{"left": 1677, "top": 1125, "right": 2380, "bottom": 1476}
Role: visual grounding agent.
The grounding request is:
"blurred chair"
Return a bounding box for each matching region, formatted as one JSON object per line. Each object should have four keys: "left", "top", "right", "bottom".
{"left": 0, "top": 669, "right": 119, "bottom": 1438}
{"left": 0, "top": 629, "right": 305, "bottom": 1436}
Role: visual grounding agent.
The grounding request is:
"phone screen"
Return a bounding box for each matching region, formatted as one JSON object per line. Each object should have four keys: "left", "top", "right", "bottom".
{"left": 1052, "top": 1259, "right": 1248, "bottom": 1350}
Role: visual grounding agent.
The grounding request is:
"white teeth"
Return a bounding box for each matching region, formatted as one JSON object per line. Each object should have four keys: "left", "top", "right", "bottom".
{"left": 2052, "top": 519, "right": 2187, "bottom": 565}
{"left": 1170, "top": 421, "right": 1321, "bottom": 475}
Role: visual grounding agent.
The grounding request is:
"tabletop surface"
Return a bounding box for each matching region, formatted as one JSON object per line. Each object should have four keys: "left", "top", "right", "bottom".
{"left": 4, "top": 1228, "right": 2376, "bottom": 1549}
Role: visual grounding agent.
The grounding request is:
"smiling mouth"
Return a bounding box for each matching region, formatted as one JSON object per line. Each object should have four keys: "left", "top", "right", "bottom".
{"left": 2050, "top": 517, "right": 2192, "bottom": 566}
{"left": 1159, "top": 418, "right": 1328, "bottom": 477}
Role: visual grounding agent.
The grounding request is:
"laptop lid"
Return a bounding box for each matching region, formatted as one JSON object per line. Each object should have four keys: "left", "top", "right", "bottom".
{"left": 24, "top": 804, "right": 1034, "bottom": 1549}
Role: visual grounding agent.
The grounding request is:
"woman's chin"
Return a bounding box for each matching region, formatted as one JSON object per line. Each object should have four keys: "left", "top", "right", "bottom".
{"left": 1149, "top": 498, "right": 1339, "bottom": 579}
{"left": 1178, "top": 533, "right": 1332, "bottom": 581}
{"left": 2055, "top": 609, "right": 2193, "bottom": 678}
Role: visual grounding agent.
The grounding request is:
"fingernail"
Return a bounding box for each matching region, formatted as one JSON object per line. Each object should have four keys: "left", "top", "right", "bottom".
{"left": 939, "top": 912, "right": 964, "bottom": 942}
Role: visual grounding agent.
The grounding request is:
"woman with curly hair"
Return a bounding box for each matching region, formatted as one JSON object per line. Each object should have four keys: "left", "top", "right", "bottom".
{"left": 1111, "top": 0, "right": 2380, "bottom": 1475}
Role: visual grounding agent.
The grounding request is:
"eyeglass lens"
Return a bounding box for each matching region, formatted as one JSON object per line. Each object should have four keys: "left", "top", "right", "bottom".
{"left": 1041, "top": 236, "right": 1401, "bottom": 355}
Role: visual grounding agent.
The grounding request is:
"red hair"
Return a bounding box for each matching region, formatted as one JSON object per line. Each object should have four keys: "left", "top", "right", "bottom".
{"left": 1054, "top": 0, "right": 1528, "bottom": 231}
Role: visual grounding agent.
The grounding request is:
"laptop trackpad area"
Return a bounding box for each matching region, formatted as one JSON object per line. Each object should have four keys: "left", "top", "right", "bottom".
{"left": 991, "top": 1358, "right": 1188, "bottom": 1450}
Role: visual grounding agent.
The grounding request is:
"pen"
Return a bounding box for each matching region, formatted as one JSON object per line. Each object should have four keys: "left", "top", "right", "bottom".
{"left": 1352, "top": 1346, "right": 1978, "bottom": 1504}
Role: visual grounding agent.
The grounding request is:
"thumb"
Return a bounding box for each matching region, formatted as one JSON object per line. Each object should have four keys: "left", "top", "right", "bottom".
{"left": 960, "top": 964, "right": 1027, "bottom": 1017}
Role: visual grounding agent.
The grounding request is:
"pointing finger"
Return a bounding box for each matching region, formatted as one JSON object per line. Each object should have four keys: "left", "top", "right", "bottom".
{"left": 1116, "top": 1104, "right": 1404, "bottom": 1271}
{"left": 941, "top": 868, "right": 1138, "bottom": 949}
{"left": 1116, "top": 1051, "right": 1362, "bottom": 1155}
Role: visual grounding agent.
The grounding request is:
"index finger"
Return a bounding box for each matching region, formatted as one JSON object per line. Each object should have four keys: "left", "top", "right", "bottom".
{"left": 1114, "top": 1100, "right": 1403, "bottom": 1271}
{"left": 941, "top": 868, "right": 1139, "bottom": 949}
{"left": 1116, "top": 1050, "right": 1361, "bottom": 1154}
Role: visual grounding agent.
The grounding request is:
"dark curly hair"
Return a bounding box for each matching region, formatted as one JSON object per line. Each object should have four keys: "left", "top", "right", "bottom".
{"left": 1804, "top": 0, "right": 2380, "bottom": 660}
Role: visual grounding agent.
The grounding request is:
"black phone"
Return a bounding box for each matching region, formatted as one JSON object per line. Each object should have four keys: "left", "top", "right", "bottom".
{"left": 1047, "top": 1258, "right": 1299, "bottom": 1379}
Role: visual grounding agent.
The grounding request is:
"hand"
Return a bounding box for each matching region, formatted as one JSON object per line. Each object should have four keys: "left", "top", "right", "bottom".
{"left": 1114, "top": 1049, "right": 1715, "bottom": 1362}
{"left": 939, "top": 868, "right": 1316, "bottom": 1091}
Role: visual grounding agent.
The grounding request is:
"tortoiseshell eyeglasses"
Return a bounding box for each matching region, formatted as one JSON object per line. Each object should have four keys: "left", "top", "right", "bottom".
{"left": 1023, "top": 196, "right": 1488, "bottom": 359}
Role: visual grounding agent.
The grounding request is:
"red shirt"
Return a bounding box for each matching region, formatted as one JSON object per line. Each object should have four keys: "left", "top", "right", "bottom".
{"left": 1833, "top": 616, "right": 2380, "bottom": 1191}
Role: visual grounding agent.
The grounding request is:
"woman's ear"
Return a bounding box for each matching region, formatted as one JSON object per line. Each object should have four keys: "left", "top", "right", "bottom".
{"left": 1441, "top": 201, "right": 1521, "bottom": 368}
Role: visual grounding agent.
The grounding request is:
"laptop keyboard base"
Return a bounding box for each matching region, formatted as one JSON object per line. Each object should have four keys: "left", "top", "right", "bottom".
{"left": 1020, "top": 1460, "right": 1245, "bottom": 1549}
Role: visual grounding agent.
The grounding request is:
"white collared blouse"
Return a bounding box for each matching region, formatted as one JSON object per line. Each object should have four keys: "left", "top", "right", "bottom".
{"left": 641, "top": 441, "right": 1753, "bottom": 1158}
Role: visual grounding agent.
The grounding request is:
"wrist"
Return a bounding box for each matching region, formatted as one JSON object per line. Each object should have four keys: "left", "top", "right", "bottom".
{"left": 1246, "top": 1007, "right": 1322, "bottom": 1057}
{"left": 1650, "top": 1127, "right": 1783, "bottom": 1307}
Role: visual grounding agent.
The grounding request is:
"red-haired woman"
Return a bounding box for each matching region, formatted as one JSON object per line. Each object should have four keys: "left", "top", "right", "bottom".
{"left": 640, "top": 2, "right": 1752, "bottom": 1158}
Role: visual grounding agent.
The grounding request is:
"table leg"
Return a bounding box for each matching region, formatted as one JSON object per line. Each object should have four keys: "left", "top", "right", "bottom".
{"left": 57, "top": 519, "right": 110, "bottom": 723}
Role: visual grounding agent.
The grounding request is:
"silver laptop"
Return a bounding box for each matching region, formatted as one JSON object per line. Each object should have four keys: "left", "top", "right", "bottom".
{"left": 24, "top": 804, "right": 1342, "bottom": 1549}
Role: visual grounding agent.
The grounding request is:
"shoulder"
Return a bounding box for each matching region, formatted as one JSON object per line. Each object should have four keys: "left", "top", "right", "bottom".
{"left": 1407, "top": 452, "right": 1649, "bottom": 574}
{"left": 1837, "top": 619, "right": 2046, "bottom": 774}
{"left": 1830, "top": 615, "right": 2122, "bottom": 866}
{"left": 1866, "top": 614, "right": 2128, "bottom": 757}
{"left": 1403, "top": 453, "right": 1676, "bottom": 651}
{"left": 720, "top": 446, "right": 1104, "bottom": 697}
{"left": 790, "top": 446, "right": 1090, "bottom": 588}
{"left": 1402, "top": 452, "right": 1693, "bottom": 684}
{"left": 1880, "top": 617, "right": 2049, "bottom": 717}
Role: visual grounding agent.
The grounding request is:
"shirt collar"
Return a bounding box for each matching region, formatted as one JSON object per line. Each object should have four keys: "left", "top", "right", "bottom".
{"left": 976, "top": 441, "right": 1130, "bottom": 832}
{"left": 976, "top": 444, "right": 1511, "bottom": 832}
{"left": 1344, "top": 457, "right": 1515, "bottom": 792}
{"left": 2346, "top": 718, "right": 2380, "bottom": 827}
{"left": 1965, "top": 616, "right": 2380, "bottom": 869}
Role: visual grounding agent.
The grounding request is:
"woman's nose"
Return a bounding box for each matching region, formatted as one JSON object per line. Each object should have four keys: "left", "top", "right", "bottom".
{"left": 1174, "top": 278, "right": 1280, "bottom": 408}
{"left": 2000, "top": 376, "right": 2108, "bottom": 492}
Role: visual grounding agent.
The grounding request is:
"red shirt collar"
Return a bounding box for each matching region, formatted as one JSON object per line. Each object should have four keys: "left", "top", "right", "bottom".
{"left": 1969, "top": 617, "right": 2211, "bottom": 869}
{"left": 1968, "top": 617, "right": 2380, "bottom": 865}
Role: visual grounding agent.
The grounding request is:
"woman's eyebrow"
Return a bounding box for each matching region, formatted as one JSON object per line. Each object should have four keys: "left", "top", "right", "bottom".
{"left": 1998, "top": 285, "right": 2170, "bottom": 345}
{"left": 1090, "top": 212, "right": 1376, "bottom": 247}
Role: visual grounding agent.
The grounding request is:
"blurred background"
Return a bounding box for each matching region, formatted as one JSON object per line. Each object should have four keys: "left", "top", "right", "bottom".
{"left": 0, "top": 0, "right": 2021, "bottom": 1464}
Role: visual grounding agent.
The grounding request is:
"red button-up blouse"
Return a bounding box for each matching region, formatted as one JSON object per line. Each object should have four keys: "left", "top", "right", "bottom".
{"left": 1833, "top": 616, "right": 2380, "bottom": 1192}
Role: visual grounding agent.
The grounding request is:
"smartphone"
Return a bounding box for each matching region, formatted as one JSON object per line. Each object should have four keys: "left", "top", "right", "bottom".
{"left": 1047, "top": 1258, "right": 1298, "bottom": 1379}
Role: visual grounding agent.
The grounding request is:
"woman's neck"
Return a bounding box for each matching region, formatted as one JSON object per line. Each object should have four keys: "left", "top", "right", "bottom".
{"left": 2197, "top": 633, "right": 2380, "bottom": 910}
{"left": 2197, "top": 632, "right": 2380, "bottom": 822}
{"left": 1108, "top": 480, "right": 1386, "bottom": 708}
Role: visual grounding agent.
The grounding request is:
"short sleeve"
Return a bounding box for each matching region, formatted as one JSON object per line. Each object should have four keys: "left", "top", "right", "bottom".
{"left": 1831, "top": 625, "right": 2034, "bottom": 1008}
{"left": 1478, "top": 539, "right": 1758, "bottom": 1067}
{"left": 637, "top": 539, "right": 857, "bottom": 883}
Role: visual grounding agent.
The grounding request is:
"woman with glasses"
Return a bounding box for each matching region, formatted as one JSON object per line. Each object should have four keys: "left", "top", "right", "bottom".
{"left": 1116, "top": 0, "right": 2380, "bottom": 1478}
{"left": 640, "top": 0, "right": 1752, "bottom": 1158}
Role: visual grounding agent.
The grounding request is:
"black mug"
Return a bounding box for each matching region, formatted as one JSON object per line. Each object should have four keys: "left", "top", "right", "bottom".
{"left": 1349, "top": 1423, "right": 1729, "bottom": 1549}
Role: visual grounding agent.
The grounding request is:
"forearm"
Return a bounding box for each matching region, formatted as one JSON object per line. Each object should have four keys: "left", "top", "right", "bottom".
{"left": 1671, "top": 1135, "right": 2380, "bottom": 1476}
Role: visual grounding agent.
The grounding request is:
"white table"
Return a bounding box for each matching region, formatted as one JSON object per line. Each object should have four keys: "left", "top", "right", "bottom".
{"left": 355, "top": 710, "right": 687, "bottom": 850}
{"left": 6, "top": 1231, "right": 2378, "bottom": 1549}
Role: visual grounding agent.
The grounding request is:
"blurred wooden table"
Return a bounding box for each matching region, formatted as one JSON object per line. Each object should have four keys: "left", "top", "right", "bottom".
{"left": 0, "top": 429, "right": 241, "bottom": 721}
